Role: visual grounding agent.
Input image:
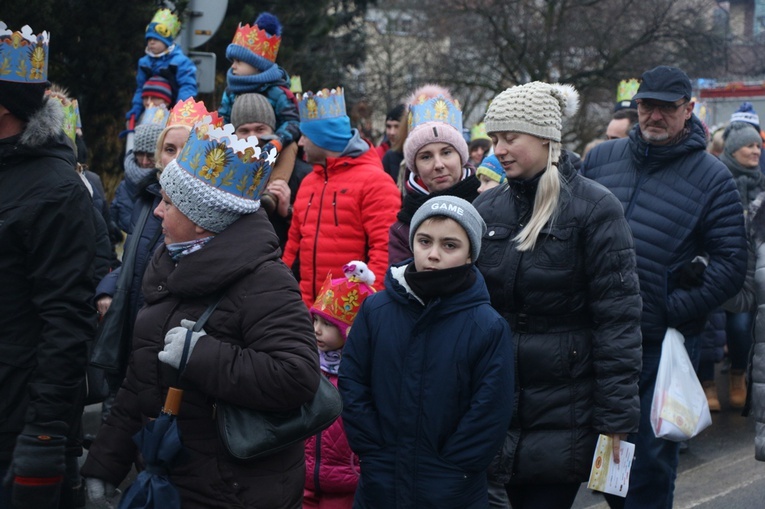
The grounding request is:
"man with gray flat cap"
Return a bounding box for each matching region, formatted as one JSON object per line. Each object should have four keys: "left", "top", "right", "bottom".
{"left": 583, "top": 65, "right": 748, "bottom": 509}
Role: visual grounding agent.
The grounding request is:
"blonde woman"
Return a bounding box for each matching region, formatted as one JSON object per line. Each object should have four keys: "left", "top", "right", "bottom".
{"left": 473, "top": 82, "right": 642, "bottom": 509}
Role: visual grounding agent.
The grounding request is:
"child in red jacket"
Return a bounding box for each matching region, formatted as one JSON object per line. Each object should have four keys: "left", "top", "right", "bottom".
{"left": 304, "top": 261, "right": 376, "bottom": 509}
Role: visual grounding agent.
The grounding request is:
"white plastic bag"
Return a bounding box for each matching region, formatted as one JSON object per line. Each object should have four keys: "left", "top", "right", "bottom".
{"left": 650, "top": 328, "right": 712, "bottom": 441}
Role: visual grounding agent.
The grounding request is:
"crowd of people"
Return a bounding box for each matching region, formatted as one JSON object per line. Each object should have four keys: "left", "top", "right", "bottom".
{"left": 1, "top": 8, "right": 763, "bottom": 509}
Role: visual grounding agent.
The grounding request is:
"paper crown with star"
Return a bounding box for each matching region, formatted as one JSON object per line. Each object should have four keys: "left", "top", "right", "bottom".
{"left": 167, "top": 97, "right": 222, "bottom": 129}
{"left": 310, "top": 261, "right": 377, "bottom": 340}
{"left": 159, "top": 117, "right": 282, "bottom": 233}
{"left": 407, "top": 94, "right": 463, "bottom": 133}
{"left": 298, "top": 87, "right": 347, "bottom": 123}
{"left": 145, "top": 9, "right": 181, "bottom": 47}
{"left": 0, "top": 22, "right": 49, "bottom": 84}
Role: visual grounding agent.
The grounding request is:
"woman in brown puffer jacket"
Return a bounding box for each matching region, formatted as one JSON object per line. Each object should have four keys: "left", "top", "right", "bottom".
{"left": 81, "top": 119, "right": 320, "bottom": 509}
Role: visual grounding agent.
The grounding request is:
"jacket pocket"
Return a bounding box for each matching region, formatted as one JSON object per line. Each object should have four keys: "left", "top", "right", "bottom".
{"left": 532, "top": 226, "right": 574, "bottom": 269}
{"left": 480, "top": 224, "right": 514, "bottom": 268}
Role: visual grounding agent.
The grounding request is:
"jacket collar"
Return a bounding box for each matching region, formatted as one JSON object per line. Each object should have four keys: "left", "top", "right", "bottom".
{"left": 0, "top": 99, "right": 75, "bottom": 169}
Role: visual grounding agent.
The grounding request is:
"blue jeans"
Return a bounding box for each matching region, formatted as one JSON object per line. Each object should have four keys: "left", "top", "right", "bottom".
{"left": 605, "top": 335, "right": 701, "bottom": 509}
{"left": 725, "top": 311, "right": 753, "bottom": 371}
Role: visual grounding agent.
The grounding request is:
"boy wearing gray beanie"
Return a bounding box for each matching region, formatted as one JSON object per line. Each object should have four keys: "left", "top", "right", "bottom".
{"left": 339, "top": 195, "right": 514, "bottom": 508}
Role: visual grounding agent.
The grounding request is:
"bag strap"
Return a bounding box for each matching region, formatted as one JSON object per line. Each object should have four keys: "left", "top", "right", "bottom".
{"left": 178, "top": 292, "right": 226, "bottom": 372}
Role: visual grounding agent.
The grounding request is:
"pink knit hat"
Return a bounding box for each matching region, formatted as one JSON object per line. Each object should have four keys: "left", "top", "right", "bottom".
{"left": 403, "top": 85, "right": 469, "bottom": 179}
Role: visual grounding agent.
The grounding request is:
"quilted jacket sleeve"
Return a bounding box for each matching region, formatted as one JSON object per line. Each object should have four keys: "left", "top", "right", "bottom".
{"left": 360, "top": 175, "right": 401, "bottom": 291}
{"left": 584, "top": 190, "right": 643, "bottom": 434}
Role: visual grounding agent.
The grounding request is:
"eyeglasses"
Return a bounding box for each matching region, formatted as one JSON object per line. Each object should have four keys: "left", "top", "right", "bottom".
{"left": 636, "top": 100, "right": 689, "bottom": 115}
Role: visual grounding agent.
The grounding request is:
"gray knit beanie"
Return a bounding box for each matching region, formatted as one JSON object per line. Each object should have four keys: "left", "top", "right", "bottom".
{"left": 409, "top": 196, "right": 486, "bottom": 262}
{"left": 134, "top": 123, "right": 164, "bottom": 153}
{"left": 483, "top": 82, "right": 579, "bottom": 142}
{"left": 231, "top": 93, "right": 276, "bottom": 131}
{"left": 724, "top": 122, "right": 762, "bottom": 157}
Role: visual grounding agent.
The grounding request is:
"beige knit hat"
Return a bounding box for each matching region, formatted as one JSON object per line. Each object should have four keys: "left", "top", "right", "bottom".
{"left": 231, "top": 93, "right": 276, "bottom": 131}
{"left": 484, "top": 82, "right": 579, "bottom": 142}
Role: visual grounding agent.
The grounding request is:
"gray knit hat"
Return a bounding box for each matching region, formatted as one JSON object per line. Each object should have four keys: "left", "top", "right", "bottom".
{"left": 484, "top": 82, "right": 579, "bottom": 142}
{"left": 409, "top": 196, "right": 486, "bottom": 262}
{"left": 134, "top": 123, "right": 164, "bottom": 153}
{"left": 724, "top": 121, "right": 762, "bottom": 157}
{"left": 231, "top": 93, "right": 276, "bottom": 131}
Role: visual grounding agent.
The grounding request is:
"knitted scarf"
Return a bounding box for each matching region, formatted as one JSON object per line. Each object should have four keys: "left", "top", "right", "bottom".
{"left": 167, "top": 236, "right": 215, "bottom": 262}
{"left": 226, "top": 66, "right": 285, "bottom": 94}
{"left": 397, "top": 168, "right": 480, "bottom": 224}
{"left": 720, "top": 151, "right": 765, "bottom": 206}
{"left": 319, "top": 349, "right": 342, "bottom": 375}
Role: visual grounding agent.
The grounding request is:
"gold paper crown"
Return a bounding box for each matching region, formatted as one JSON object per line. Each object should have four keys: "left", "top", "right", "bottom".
{"left": 167, "top": 98, "right": 223, "bottom": 129}
{"left": 146, "top": 9, "right": 181, "bottom": 41}
{"left": 231, "top": 22, "right": 281, "bottom": 63}
{"left": 0, "top": 22, "right": 49, "bottom": 84}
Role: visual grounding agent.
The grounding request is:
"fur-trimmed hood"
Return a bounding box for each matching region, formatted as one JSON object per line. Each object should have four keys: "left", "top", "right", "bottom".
{"left": 20, "top": 98, "right": 66, "bottom": 148}
{"left": 1, "top": 98, "right": 75, "bottom": 169}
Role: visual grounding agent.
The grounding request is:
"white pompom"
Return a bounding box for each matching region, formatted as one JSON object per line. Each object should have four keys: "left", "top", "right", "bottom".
{"left": 551, "top": 83, "right": 580, "bottom": 118}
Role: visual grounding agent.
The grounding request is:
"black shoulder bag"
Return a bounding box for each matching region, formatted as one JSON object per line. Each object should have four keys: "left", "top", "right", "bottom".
{"left": 180, "top": 295, "right": 343, "bottom": 462}
{"left": 90, "top": 200, "right": 158, "bottom": 373}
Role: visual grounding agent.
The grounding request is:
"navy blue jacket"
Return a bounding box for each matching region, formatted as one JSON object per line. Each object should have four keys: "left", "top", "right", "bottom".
{"left": 339, "top": 263, "right": 514, "bottom": 509}
{"left": 583, "top": 116, "right": 748, "bottom": 348}
{"left": 97, "top": 176, "right": 163, "bottom": 329}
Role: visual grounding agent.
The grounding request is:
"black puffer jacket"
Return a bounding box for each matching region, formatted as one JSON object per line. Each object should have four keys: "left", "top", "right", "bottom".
{"left": 0, "top": 99, "right": 96, "bottom": 458}
{"left": 473, "top": 153, "right": 642, "bottom": 484}
{"left": 82, "top": 211, "right": 320, "bottom": 508}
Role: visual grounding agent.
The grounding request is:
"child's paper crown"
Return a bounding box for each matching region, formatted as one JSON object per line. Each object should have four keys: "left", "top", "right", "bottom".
{"left": 168, "top": 98, "right": 223, "bottom": 129}
{"left": 310, "top": 261, "right": 377, "bottom": 339}
{"left": 174, "top": 118, "right": 282, "bottom": 205}
{"left": 298, "top": 88, "right": 347, "bottom": 123}
{"left": 407, "top": 95, "right": 463, "bottom": 133}
{"left": 139, "top": 105, "right": 170, "bottom": 128}
{"left": 146, "top": 9, "right": 181, "bottom": 44}
{"left": 617, "top": 79, "right": 640, "bottom": 103}
{"left": 231, "top": 21, "right": 281, "bottom": 63}
{"left": 0, "top": 22, "right": 49, "bottom": 84}
{"left": 471, "top": 122, "right": 490, "bottom": 141}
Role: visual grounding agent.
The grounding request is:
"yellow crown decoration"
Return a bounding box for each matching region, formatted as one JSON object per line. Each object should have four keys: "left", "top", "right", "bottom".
{"left": 146, "top": 9, "right": 181, "bottom": 43}
{"left": 0, "top": 22, "right": 49, "bottom": 84}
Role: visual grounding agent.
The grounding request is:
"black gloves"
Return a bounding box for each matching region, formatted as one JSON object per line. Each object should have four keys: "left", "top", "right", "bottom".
{"left": 3, "top": 425, "right": 67, "bottom": 509}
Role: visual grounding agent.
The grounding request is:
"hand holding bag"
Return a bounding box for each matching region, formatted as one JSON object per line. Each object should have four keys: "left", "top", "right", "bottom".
{"left": 650, "top": 327, "right": 712, "bottom": 441}
{"left": 181, "top": 295, "right": 343, "bottom": 462}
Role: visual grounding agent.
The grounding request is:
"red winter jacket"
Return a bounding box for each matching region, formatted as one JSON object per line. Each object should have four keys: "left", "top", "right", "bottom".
{"left": 304, "top": 373, "right": 359, "bottom": 495}
{"left": 283, "top": 137, "right": 401, "bottom": 307}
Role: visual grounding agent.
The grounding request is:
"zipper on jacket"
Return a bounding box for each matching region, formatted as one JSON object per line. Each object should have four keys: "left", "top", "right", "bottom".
{"left": 624, "top": 171, "right": 648, "bottom": 221}
{"left": 332, "top": 191, "right": 338, "bottom": 227}
{"left": 311, "top": 169, "right": 330, "bottom": 300}
{"left": 303, "top": 192, "right": 314, "bottom": 225}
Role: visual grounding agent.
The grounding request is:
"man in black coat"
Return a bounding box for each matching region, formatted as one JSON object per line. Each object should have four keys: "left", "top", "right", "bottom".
{"left": 0, "top": 23, "right": 96, "bottom": 509}
{"left": 583, "top": 66, "right": 748, "bottom": 509}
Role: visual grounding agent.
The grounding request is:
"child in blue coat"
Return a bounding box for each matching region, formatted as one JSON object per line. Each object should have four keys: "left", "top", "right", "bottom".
{"left": 126, "top": 8, "right": 197, "bottom": 124}
{"left": 339, "top": 195, "right": 514, "bottom": 509}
